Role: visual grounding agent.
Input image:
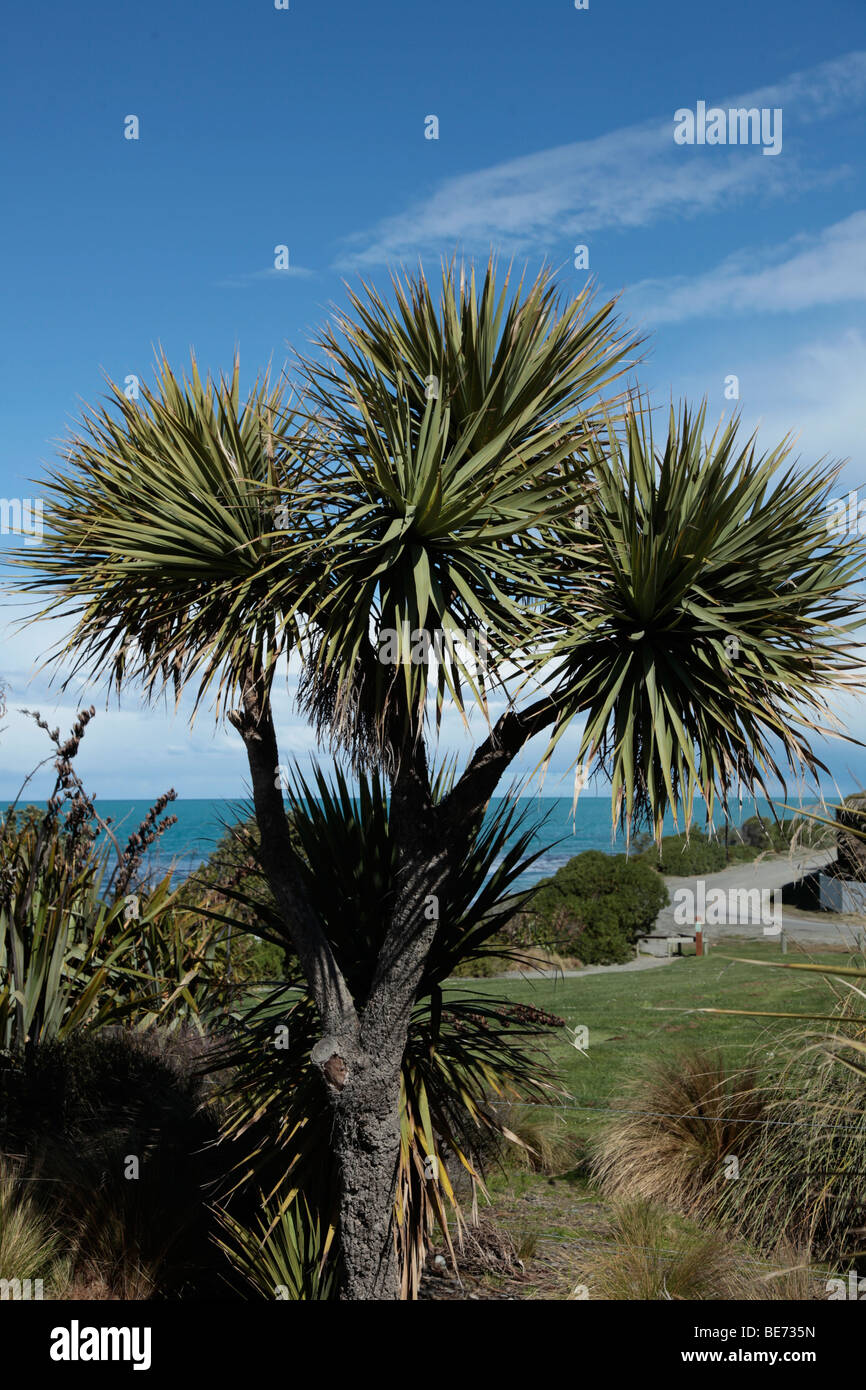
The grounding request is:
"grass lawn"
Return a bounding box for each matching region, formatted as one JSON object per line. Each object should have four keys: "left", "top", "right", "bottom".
{"left": 423, "top": 937, "right": 864, "bottom": 1297}
{"left": 446, "top": 936, "right": 862, "bottom": 1142}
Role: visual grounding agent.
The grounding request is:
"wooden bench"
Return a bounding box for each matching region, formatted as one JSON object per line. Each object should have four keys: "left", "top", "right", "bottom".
{"left": 637, "top": 933, "right": 698, "bottom": 958}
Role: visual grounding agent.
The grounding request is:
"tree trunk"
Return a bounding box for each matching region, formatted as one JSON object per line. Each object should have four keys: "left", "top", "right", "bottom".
{"left": 330, "top": 1060, "right": 403, "bottom": 1299}
{"left": 230, "top": 674, "right": 552, "bottom": 1299}
{"left": 314, "top": 753, "right": 446, "bottom": 1300}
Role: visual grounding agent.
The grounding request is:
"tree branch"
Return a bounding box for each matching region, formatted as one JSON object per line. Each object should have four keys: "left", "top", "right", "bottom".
{"left": 360, "top": 695, "right": 559, "bottom": 1066}
{"left": 438, "top": 694, "right": 559, "bottom": 842}
{"left": 361, "top": 740, "right": 445, "bottom": 1065}
{"left": 228, "top": 675, "right": 358, "bottom": 1050}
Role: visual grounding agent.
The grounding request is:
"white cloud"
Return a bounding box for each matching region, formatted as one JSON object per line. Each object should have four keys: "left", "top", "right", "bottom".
{"left": 0, "top": 605, "right": 333, "bottom": 799}
{"left": 334, "top": 51, "right": 866, "bottom": 270}
{"left": 215, "top": 265, "right": 315, "bottom": 289}
{"left": 749, "top": 329, "right": 866, "bottom": 470}
{"left": 628, "top": 211, "right": 866, "bottom": 323}
{"left": 680, "top": 325, "right": 866, "bottom": 471}
{"left": 740, "top": 48, "right": 866, "bottom": 122}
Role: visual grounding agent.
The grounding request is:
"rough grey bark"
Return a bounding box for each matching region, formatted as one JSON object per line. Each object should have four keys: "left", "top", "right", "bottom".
{"left": 326, "top": 1050, "right": 403, "bottom": 1298}
{"left": 325, "top": 748, "right": 448, "bottom": 1298}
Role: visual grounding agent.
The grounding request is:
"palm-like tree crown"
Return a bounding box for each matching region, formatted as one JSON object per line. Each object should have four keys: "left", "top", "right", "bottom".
{"left": 14, "top": 262, "right": 862, "bottom": 837}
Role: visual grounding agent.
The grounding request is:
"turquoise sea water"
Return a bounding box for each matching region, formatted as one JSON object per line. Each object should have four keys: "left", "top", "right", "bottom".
{"left": 1, "top": 794, "right": 791, "bottom": 892}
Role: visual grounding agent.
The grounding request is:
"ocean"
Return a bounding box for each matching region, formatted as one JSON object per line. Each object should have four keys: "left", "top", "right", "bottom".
{"left": 1, "top": 794, "right": 792, "bottom": 893}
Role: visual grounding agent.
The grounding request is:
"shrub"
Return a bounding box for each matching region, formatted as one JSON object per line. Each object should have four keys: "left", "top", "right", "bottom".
{"left": 0, "top": 1028, "right": 235, "bottom": 1298}
{"left": 448, "top": 950, "right": 513, "bottom": 978}
{"left": 0, "top": 1160, "right": 71, "bottom": 1297}
{"left": 639, "top": 817, "right": 831, "bottom": 875}
{"left": 0, "top": 805, "right": 141, "bottom": 1057}
{"left": 215, "top": 1197, "right": 337, "bottom": 1301}
{"left": 590, "top": 1049, "right": 765, "bottom": 1217}
{"left": 573, "top": 1200, "right": 816, "bottom": 1301}
{"left": 515, "top": 850, "right": 668, "bottom": 964}
{"left": 0, "top": 808, "right": 234, "bottom": 1051}
{"left": 719, "top": 1040, "right": 866, "bottom": 1262}
{"left": 740, "top": 814, "right": 831, "bottom": 854}
{"left": 725, "top": 841, "right": 761, "bottom": 864}
{"left": 591, "top": 1039, "right": 866, "bottom": 1269}
{"left": 643, "top": 828, "right": 728, "bottom": 876}
{"left": 485, "top": 1103, "right": 583, "bottom": 1175}
{"left": 740, "top": 816, "right": 781, "bottom": 850}
{"left": 181, "top": 815, "right": 293, "bottom": 982}
{"left": 0, "top": 711, "right": 224, "bottom": 1053}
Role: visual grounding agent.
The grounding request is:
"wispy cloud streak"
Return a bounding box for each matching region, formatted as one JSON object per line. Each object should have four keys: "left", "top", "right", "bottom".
{"left": 629, "top": 211, "right": 866, "bottom": 323}
{"left": 334, "top": 51, "right": 866, "bottom": 270}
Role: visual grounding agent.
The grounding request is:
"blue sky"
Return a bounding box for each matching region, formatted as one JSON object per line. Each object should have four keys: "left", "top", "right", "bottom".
{"left": 1, "top": 0, "right": 865, "bottom": 799}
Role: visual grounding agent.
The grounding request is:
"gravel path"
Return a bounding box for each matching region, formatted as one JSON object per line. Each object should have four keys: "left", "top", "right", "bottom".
{"left": 654, "top": 849, "right": 865, "bottom": 947}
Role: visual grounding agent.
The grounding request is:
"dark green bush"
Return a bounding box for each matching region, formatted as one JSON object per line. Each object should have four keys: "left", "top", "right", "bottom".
{"left": 724, "top": 841, "right": 759, "bottom": 864}
{"left": 642, "top": 828, "right": 728, "bottom": 876}
{"left": 637, "top": 816, "right": 828, "bottom": 876}
{"left": 515, "top": 851, "right": 669, "bottom": 965}
{"left": 181, "top": 815, "right": 294, "bottom": 982}
{"left": 739, "top": 814, "right": 828, "bottom": 853}
{"left": 448, "top": 951, "right": 513, "bottom": 978}
{"left": 0, "top": 1028, "right": 241, "bottom": 1298}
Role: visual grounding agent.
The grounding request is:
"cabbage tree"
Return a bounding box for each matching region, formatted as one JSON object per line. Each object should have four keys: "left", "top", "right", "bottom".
{"left": 13, "top": 261, "right": 861, "bottom": 1297}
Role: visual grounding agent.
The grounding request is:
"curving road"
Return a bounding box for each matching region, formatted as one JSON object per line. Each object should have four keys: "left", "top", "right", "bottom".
{"left": 652, "top": 849, "right": 866, "bottom": 949}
